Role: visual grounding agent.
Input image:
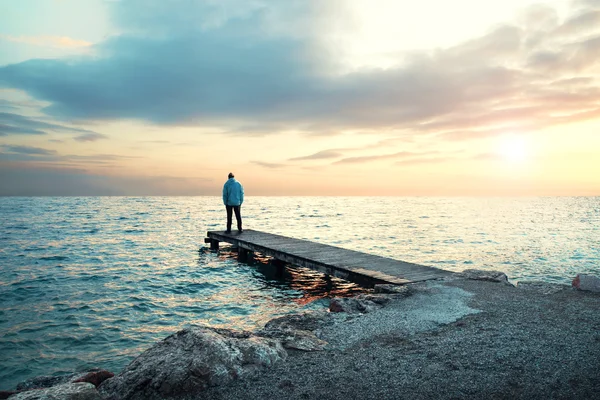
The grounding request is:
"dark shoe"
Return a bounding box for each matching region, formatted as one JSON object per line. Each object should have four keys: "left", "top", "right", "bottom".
{"left": 238, "top": 229, "right": 243, "bottom": 233}
{"left": 225, "top": 230, "right": 232, "bottom": 234}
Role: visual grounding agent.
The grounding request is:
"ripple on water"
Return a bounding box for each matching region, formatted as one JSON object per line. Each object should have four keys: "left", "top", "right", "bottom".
{"left": 39, "top": 256, "right": 69, "bottom": 261}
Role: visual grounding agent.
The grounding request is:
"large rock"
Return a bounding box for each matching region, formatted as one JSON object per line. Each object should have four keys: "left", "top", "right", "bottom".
{"left": 257, "top": 313, "right": 329, "bottom": 351}
{"left": 373, "top": 284, "right": 413, "bottom": 297}
{"left": 8, "top": 382, "right": 101, "bottom": 400}
{"left": 572, "top": 274, "right": 600, "bottom": 293}
{"left": 258, "top": 327, "right": 327, "bottom": 351}
{"left": 98, "top": 326, "right": 286, "bottom": 400}
{"left": 72, "top": 370, "right": 114, "bottom": 387}
{"left": 329, "top": 294, "right": 389, "bottom": 313}
{"left": 14, "top": 369, "right": 112, "bottom": 392}
{"left": 460, "top": 269, "right": 511, "bottom": 284}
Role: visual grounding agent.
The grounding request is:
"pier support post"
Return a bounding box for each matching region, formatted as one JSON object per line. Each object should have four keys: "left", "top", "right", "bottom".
{"left": 204, "top": 238, "right": 219, "bottom": 250}
{"left": 271, "top": 258, "right": 286, "bottom": 277}
{"left": 238, "top": 248, "right": 254, "bottom": 262}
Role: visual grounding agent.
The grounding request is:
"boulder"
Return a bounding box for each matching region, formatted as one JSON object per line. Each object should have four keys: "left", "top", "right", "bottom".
{"left": 460, "top": 269, "right": 511, "bottom": 284}
{"left": 262, "top": 312, "right": 330, "bottom": 332}
{"left": 258, "top": 327, "right": 327, "bottom": 351}
{"left": 8, "top": 382, "right": 101, "bottom": 400}
{"left": 258, "top": 312, "right": 329, "bottom": 351}
{"left": 14, "top": 369, "right": 112, "bottom": 392}
{"left": 373, "top": 284, "right": 413, "bottom": 297}
{"left": 15, "top": 375, "right": 73, "bottom": 392}
{"left": 98, "top": 326, "right": 286, "bottom": 400}
{"left": 329, "top": 294, "right": 387, "bottom": 314}
{"left": 72, "top": 370, "right": 114, "bottom": 387}
{"left": 572, "top": 274, "right": 600, "bottom": 293}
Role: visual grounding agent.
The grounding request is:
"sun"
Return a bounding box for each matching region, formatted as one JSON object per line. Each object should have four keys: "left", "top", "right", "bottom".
{"left": 498, "top": 135, "right": 529, "bottom": 163}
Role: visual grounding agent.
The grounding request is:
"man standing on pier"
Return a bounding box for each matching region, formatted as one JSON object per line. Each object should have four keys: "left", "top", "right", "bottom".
{"left": 223, "top": 172, "right": 244, "bottom": 234}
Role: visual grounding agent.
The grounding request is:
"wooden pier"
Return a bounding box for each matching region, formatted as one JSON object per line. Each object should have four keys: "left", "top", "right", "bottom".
{"left": 205, "top": 229, "right": 453, "bottom": 286}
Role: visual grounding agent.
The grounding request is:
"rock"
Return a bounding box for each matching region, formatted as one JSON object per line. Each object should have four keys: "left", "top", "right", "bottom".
{"left": 263, "top": 312, "right": 331, "bottom": 332}
{"left": 258, "top": 312, "right": 329, "bottom": 351}
{"left": 517, "top": 281, "right": 570, "bottom": 295}
{"left": 15, "top": 375, "right": 73, "bottom": 392}
{"left": 373, "top": 284, "right": 413, "bottom": 297}
{"left": 98, "top": 326, "right": 286, "bottom": 400}
{"left": 460, "top": 269, "right": 511, "bottom": 284}
{"left": 72, "top": 370, "right": 114, "bottom": 387}
{"left": 258, "top": 327, "right": 327, "bottom": 351}
{"left": 329, "top": 296, "right": 384, "bottom": 313}
{"left": 14, "top": 369, "right": 109, "bottom": 392}
{"left": 572, "top": 274, "right": 600, "bottom": 293}
{"left": 8, "top": 382, "right": 101, "bottom": 400}
{"left": 356, "top": 294, "right": 391, "bottom": 305}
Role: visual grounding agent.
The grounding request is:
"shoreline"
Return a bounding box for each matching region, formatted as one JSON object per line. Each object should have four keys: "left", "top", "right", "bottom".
{"left": 202, "top": 275, "right": 600, "bottom": 400}
{"left": 4, "top": 272, "right": 600, "bottom": 399}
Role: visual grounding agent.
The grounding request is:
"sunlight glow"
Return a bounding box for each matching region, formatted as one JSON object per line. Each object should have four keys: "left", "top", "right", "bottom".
{"left": 498, "top": 135, "right": 529, "bottom": 163}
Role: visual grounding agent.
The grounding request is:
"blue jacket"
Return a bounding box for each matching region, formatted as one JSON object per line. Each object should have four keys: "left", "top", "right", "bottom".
{"left": 223, "top": 178, "right": 244, "bottom": 206}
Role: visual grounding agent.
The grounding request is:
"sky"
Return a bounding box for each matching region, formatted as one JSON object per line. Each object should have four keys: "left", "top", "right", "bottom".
{"left": 0, "top": 0, "right": 599, "bottom": 196}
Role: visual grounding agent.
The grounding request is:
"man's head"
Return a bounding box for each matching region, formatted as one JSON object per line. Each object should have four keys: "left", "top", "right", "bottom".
{"left": 228, "top": 172, "right": 234, "bottom": 179}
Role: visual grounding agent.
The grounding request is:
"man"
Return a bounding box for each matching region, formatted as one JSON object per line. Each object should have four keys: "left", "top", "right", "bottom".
{"left": 222, "top": 172, "right": 244, "bottom": 234}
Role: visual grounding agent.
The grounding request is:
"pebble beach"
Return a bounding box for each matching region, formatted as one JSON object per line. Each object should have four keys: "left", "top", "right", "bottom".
{"left": 4, "top": 271, "right": 600, "bottom": 399}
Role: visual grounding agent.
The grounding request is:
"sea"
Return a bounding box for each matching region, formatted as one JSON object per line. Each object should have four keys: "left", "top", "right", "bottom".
{"left": 1, "top": 196, "right": 599, "bottom": 390}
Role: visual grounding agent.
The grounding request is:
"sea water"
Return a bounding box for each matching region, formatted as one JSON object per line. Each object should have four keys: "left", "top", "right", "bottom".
{"left": 1, "top": 196, "right": 599, "bottom": 389}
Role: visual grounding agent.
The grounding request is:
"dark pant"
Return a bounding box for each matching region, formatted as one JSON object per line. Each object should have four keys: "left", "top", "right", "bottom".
{"left": 226, "top": 205, "right": 242, "bottom": 231}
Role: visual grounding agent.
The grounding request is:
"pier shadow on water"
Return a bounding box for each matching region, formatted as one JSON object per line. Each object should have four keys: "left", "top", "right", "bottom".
{"left": 202, "top": 244, "right": 368, "bottom": 306}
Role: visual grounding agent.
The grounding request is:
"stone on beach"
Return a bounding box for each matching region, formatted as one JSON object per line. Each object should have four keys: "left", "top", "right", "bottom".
{"left": 98, "top": 326, "right": 286, "bottom": 400}
{"left": 460, "top": 269, "right": 511, "bottom": 284}
{"left": 373, "top": 284, "right": 413, "bottom": 297}
{"left": 329, "top": 294, "right": 389, "bottom": 314}
{"left": 72, "top": 370, "right": 114, "bottom": 387}
{"left": 7, "top": 382, "right": 101, "bottom": 400}
{"left": 572, "top": 274, "right": 600, "bottom": 293}
{"left": 7, "top": 369, "right": 114, "bottom": 399}
{"left": 257, "top": 313, "right": 330, "bottom": 351}
{"left": 258, "top": 328, "right": 328, "bottom": 351}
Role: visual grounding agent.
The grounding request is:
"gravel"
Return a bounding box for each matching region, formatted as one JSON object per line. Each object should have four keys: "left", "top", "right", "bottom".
{"left": 201, "top": 278, "right": 600, "bottom": 400}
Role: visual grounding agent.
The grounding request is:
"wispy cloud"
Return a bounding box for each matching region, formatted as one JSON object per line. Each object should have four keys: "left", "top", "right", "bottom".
{"left": 289, "top": 150, "right": 343, "bottom": 161}
{"left": 335, "top": 151, "right": 440, "bottom": 165}
{"left": 0, "top": 35, "right": 92, "bottom": 48}
{"left": 0, "top": 112, "right": 104, "bottom": 138}
{"left": 395, "top": 156, "right": 454, "bottom": 166}
{"left": 1, "top": 144, "right": 56, "bottom": 155}
{"left": 73, "top": 132, "right": 108, "bottom": 142}
{"left": 0, "top": 100, "right": 19, "bottom": 110}
{"left": 252, "top": 161, "right": 287, "bottom": 169}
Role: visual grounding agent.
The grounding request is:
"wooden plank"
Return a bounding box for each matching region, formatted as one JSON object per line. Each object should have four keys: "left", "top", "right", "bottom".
{"left": 206, "top": 229, "right": 453, "bottom": 286}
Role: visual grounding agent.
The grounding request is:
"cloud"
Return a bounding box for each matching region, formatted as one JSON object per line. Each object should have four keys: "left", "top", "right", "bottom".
{"left": 335, "top": 151, "right": 440, "bottom": 165}
{"left": 289, "top": 150, "right": 342, "bottom": 161}
{"left": 0, "top": 123, "right": 45, "bottom": 135}
{"left": 251, "top": 161, "right": 287, "bottom": 169}
{"left": 0, "top": 111, "right": 103, "bottom": 138}
{"left": 0, "top": 100, "right": 18, "bottom": 110}
{"left": 0, "top": 0, "right": 598, "bottom": 140}
{"left": 73, "top": 132, "right": 109, "bottom": 142}
{"left": 0, "top": 35, "right": 93, "bottom": 49}
{"left": 395, "top": 156, "right": 454, "bottom": 166}
{"left": 1, "top": 144, "right": 56, "bottom": 155}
